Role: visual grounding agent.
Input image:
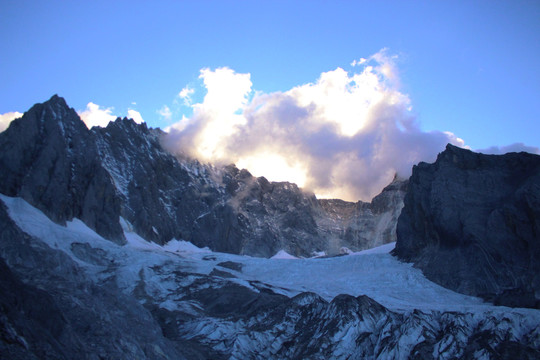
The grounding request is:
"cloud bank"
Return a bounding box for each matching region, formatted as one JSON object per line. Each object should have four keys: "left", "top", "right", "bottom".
{"left": 477, "top": 143, "right": 540, "bottom": 155}
{"left": 0, "top": 111, "right": 23, "bottom": 132}
{"left": 164, "top": 50, "right": 466, "bottom": 201}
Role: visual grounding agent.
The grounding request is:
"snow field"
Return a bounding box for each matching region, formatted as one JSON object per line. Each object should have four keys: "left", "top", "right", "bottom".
{"left": 2, "top": 194, "right": 540, "bottom": 322}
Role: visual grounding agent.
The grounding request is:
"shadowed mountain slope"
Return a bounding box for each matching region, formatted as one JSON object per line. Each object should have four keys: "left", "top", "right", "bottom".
{"left": 394, "top": 144, "right": 540, "bottom": 308}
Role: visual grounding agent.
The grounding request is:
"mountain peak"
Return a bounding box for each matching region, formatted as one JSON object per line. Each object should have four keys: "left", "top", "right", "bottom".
{"left": 395, "top": 143, "right": 540, "bottom": 308}
{"left": 47, "top": 94, "right": 67, "bottom": 106}
{"left": 37, "top": 94, "right": 72, "bottom": 118}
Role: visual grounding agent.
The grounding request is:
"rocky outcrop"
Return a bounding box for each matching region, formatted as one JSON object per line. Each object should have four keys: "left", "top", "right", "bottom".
{"left": 0, "top": 95, "right": 406, "bottom": 257}
{"left": 394, "top": 144, "right": 540, "bottom": 308}
{"left": 173, "top": 288, "right": 540, "bottom": 359}
{"left": 0, "top": 202, "right": 185, "bottom": 359}
{"left": 316, "top": 176, "right": 407, "bottom": 253}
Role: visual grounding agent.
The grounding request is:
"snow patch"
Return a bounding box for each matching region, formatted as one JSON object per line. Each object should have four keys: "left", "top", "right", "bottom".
{"left": 125, "top": 230, "right": 162, "bottom": 251}
{"left": 163, "top": 239, "right": 211, "bottom": 254}
{"left": 339, "top": 247, "right": 353, "bottom": 255}
{"left": 271, "top": 250, "right": 299, "bottom": 259}
{"left": 351, "top": 241, "right": 396, "bottom": 255}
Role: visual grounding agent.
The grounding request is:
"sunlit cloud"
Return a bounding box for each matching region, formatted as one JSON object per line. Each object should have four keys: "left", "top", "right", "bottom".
{"left": 163, "top": 50, "right": 466, "bottom": 201}
{"left": 0, "top": 111, "right": 23, "bottom": 132}
{"left": 127, "top": 109, "right": 145, "bottom": 124}
{"left": 78, "top": 102, "right": 116, "bottom": 128}
{"left": 236, "top": 153, "right": 307, "bottom": 187}
{"left": 170, "top": 67, "right": 252, "bottom": 159}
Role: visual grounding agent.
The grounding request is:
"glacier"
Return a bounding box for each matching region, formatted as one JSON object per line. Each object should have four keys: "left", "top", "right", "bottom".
{"left": 2, "top": 193, "right": 539, "bottom": 359}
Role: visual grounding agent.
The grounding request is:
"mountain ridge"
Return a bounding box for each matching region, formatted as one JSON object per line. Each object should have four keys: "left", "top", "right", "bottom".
{"left": 0, "top": 95, "right": 406, "bottom": 257}
{"left": 1, "top": 95, "right": 539, "bottom": 358}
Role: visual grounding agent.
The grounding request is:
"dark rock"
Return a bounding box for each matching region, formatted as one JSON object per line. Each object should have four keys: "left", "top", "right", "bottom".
{"left": 0, "top": 201, "right": 184, "bottom": 359}
{"left": 394, "top": 144, "right": 540, "bottom": 308}
{"left": 70, "top": 242, "right": 110, "bottom": 266}
{"left": 0, "top": 95, "right": 124, "bottom": 243}
{"left": 0, "top": 256, "right": 72, "bottom": 360}
{"left": 209, "top": 268, "right": 236, "bottom": 278}
{"left": 217, "top": 261, "right": 243, "bottom": 272}
{"left": 316, "top": 176, "right": 408, "bottom": 253}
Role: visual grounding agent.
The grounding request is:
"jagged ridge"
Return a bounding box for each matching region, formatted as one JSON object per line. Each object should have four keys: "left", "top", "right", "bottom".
{"left": 0, "top": 95, "right": 406, "bottom": 257}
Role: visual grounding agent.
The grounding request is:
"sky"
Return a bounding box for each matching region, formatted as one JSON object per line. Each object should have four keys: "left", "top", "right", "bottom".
{"left": 1, "top": 1, "right": 539, "bottom": 201}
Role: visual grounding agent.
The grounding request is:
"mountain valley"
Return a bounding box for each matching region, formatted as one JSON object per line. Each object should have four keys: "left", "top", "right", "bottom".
{"left": 0, "top": 96, "right": 539, "bottom": 359}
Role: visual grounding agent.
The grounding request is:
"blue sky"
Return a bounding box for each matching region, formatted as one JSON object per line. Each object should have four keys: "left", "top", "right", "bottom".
{"left": 1, "top": 1, "right": 539, "bottom": 200}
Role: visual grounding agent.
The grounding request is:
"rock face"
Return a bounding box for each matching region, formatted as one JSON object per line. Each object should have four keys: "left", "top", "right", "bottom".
{"left": 317, "top": 176, "right": 407, "bottom": 253}
{"left": 0, "top": 202, "right": 184, "bottom": 359}
{"left": 0, "top": 95, "right": 124, "bottom": 243}
{"left": 394, "top": 144, "right": 540, "bottom": 308}
{"left": 0, "top": 95, "right": 405, "bottom": 257}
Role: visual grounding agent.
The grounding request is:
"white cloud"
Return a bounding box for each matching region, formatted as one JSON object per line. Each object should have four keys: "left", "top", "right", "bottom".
{"left": 79, "top": 103, "right": 145, "bottom": 128}
{"left": 196, "top": 67, "right": 252, "bottom": 114}
{"left": 178, "top": 86, "right": 195, "bottom": 106}
{"left": 164, "top": 50, "right": 466, "bottom": 201}
{"left": 0, "top": 111, "right": 23, "bottom": 132}
{"left": 78, "top": 102, "right": 117, "bottom": 128}
{"left": 127, "top": 109, "right": 145, "bottom": 124}
{"left": 351, "top": 58, "right": 367, "bottom": 67}
{"left": 158, "top": 105, "right": 172, "bottom": 121}
{"left": 476, "top": 143, "right": 540, "bottom": 155}
{"left": 168, "top": 67, "right": 252, "bottom": 159}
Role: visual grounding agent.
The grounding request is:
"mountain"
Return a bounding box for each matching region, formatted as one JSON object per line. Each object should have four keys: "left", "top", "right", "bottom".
{"left": 0, "top": 95, "right": 404, "bottom": 257}
{"left": 0, "top": 95, "right": 124, "bottom": 243}
{"left": 1, "top": 96, "right": 539, "bottom": 359}
{"left": 394, "top": 144, "right": 540, "bottom": 309}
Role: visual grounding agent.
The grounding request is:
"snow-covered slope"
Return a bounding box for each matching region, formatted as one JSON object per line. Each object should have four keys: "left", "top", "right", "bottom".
{"left": 2, "top": 194, "right": 539, "bottom": 359}
{"left": 0, "top": 194, "right": 486, "bottom": 312}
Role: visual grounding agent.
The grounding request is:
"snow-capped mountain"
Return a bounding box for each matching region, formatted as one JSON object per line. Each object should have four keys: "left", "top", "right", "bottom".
{"left": 0, "top": 96, "right": 539, "bottom": 359}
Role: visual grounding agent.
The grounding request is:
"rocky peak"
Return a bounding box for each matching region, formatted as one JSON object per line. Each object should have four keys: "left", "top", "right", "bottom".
{"left": 0, "top": 95, "right": 124, "bottom": 243}
{"left": 394, "top": 143, "right": 540, "bottom": 308}
{"left": 370, "top": 175, "right": 408, "bottom": 214}
{"left": 103, "top": 116, "right": 150, "bottom": 135}
{"left": 0, "top": 95, "right": 410, "bottom": 257}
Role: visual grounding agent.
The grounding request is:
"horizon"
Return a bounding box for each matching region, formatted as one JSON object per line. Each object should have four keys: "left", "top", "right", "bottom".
{"left": 1, "top": 1, "right": 539, "bottom": 201}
